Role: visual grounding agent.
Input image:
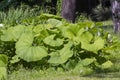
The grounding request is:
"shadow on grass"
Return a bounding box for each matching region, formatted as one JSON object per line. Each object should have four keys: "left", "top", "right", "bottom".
{"left": 89, "top": 72, "right": 120, "bottom": 78}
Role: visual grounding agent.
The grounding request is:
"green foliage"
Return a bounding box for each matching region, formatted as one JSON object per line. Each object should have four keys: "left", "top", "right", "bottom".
{"left": 0, "top": 5, "right": 41, "bottom": 26}
{"left": 0, "top": 54, "right": 8, "bottom": 80}
{"left": 81, "top": 37, "right": 105, "bottom": 53}
{"left": 73, "top": 58, "right": 96, "bottom": 76}
{"left": 0, "top": 67, "right": 7, "bottom": 80}
{"left": 0, "top": 14, "right": 120, "bottom": 76}
{"left": 48, "top": 41, "right": 73, "bottom": 64}
{"left": 0, "top": 54, "right": 8, "bottom": 67}
{"left": 43, "top": 35, "right": 63, "bottom": 47}
{"left": 101, "top": 60, "right": 113, "bottom": 70}
{"left": 39, "top": 14, "right": 62, "bottom": 21}
{"left": 16, "top": 32, "right": 48, "bottom": 62}
{"left": 1, "top": 25, "right": 25, "bottom": 41}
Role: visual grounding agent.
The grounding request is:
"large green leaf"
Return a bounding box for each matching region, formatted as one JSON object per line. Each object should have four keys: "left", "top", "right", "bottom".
{"left": 79, "top": 58, "right": 96, "bottom": 66}
{"left": 0, "top": 54, "right": 8, "bottom": 67}
{"left": 43, "top": 35, "right": 63, "bottom": 47}
{"left": 48, "top": 42, "right": 73, "bottom": 64}
{"left": 33, "top": 24, "right": 52, "bottom": 34}
{"left": 73, "top": 58, "right": 95, "bottom": 75}
{"left": 101, "top": 60, "right": 113, "bottom": 69}
{"left": 1, "top": 25, "right": 25, "bottom": 41}
{"left": 78, "top": 21, "right": 95, "bottom": 28}
{"left": 47, "top": 19, "right": 62, "bottom": 27}
{"left": 66, "top": 24, "right": 82, "bottom": 36}
{"left": 74, "top": 58, "right": 96, "bottom": 68}
{"left": 76, "top": 31, "right": 93, "bottom": 43}
{"left": 16, "top": 32, "right": 48, "bottom": 62}
{"left": 81, "top": 37, "right": 105, "bottom": 53}
{"left": 62, "top": 24, "right": 85, "bottom": 42}
{"left": 60, "top": 23, "right": 93, "bottom": 45}
{"left": 33, "top": 24, "right": 43, "bottom": 34}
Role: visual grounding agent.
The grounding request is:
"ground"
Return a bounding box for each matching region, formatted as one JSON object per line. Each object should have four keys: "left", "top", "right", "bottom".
{"left": 8, "top": 67, "right": 120, "bottom": 80}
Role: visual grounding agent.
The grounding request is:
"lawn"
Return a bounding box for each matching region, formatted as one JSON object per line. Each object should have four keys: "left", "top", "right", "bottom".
{"left": 8, "top": 68, "right": 120, "bottom": 80}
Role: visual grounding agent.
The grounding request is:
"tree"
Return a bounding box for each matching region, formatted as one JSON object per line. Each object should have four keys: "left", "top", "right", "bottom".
{"left": 61, "top": 0, "right": 100, "bottom": 23}
{"left": 110, "top": 0, "right": 120, "bottom": 33}
{"left": 61, "top": 0, "right": 76, "bottom": 23}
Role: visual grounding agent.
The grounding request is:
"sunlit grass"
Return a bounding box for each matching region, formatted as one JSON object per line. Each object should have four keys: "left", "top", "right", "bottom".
{"left": 8, "top": 67, "right": 120, "bottom": 80}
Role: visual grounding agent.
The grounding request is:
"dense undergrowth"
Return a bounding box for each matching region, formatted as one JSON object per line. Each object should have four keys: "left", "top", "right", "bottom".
{"left": 0, "top": 13, "right": 120, "bottom": 80}
{"left": 0, "top": 0, "right": 62, "bottom": 26}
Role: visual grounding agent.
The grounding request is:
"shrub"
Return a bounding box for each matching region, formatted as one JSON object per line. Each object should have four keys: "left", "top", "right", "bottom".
{"left": 0, "top": 14, "right": 120, "bottom": 76}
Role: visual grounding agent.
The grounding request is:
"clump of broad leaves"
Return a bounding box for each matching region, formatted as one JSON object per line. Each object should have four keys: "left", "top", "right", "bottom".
{"left": 0, "top": 14, "right": 120, "bottom": 77}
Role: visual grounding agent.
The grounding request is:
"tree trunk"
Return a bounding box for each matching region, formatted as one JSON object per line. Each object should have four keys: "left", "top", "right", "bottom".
{"left": 61, "top": 0, "right": 76, "bottom": 23}
{"left": 111, "top": 0, "right": 120, "bottom": 33}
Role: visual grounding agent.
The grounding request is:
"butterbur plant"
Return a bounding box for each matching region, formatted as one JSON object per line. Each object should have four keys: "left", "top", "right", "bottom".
{"left": 0, "top": 14, "right": 119, "bottom": 76}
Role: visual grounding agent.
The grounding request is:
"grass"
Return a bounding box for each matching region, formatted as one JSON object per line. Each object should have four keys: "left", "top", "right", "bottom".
{"left": 8, "top": 67, "right": 120, "bottom": 80}
{"left": 0, "top": 4, "right": 49, "bottom": 26}
{"left": 0, "top": 7, "right": 40, "bottom": 25}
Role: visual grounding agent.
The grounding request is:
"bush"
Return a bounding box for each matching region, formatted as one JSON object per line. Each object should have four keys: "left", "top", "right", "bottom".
{"left": 0, "top": 14, "right": 120, "bottom": 77}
